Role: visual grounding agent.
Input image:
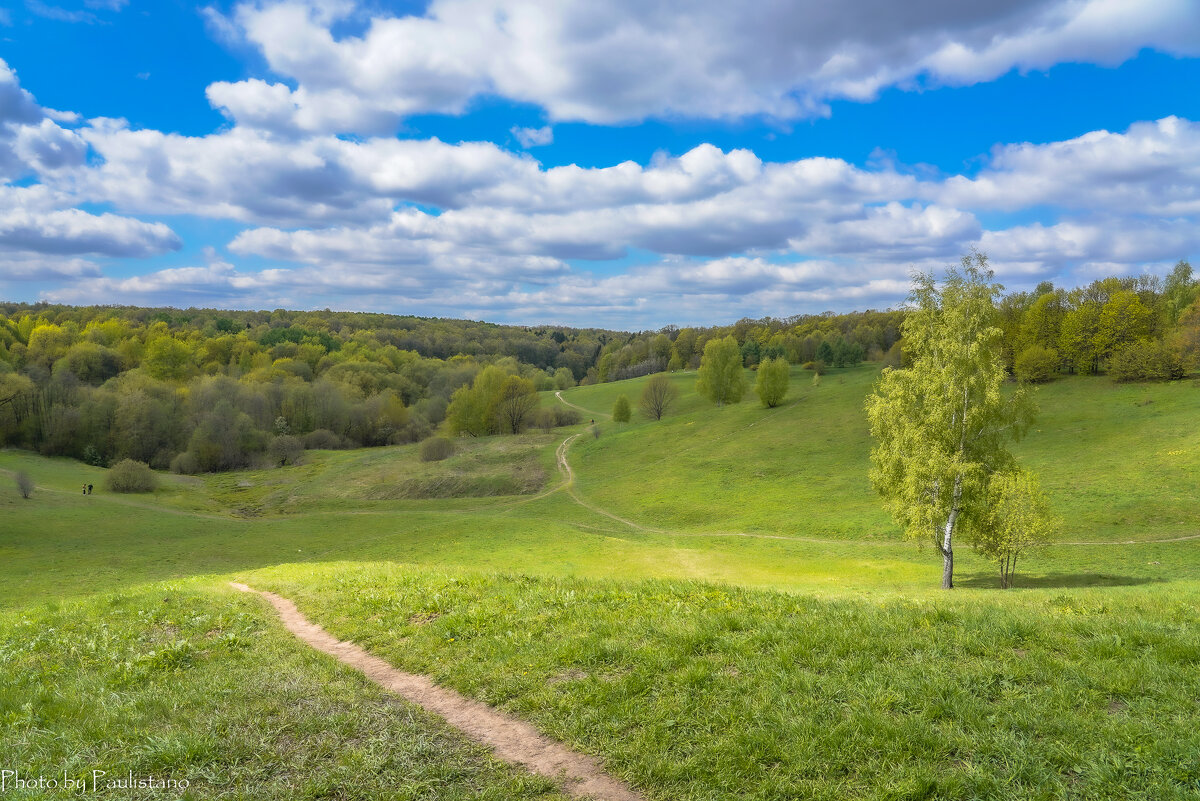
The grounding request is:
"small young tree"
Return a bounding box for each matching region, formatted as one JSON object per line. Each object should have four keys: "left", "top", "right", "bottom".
{"left": 754, "top": 357, "right": 789, "bottom": 408}
{"left": 612, "top": 394, "right": 631, "bottom": 422}
{"left": 15, "top": 470, "right": 33, "bottom": 499}
{"left": 639, "top": 375, "right": 678, "bottom": 420}
{"left": 978, "top": 470, "right": 1059, "bottom": 588}
{"left": 866, "top": 252, "right": 1035, "bottom": 589}
{"left": 696, "top": 336, "right": 745, "bottom": 406}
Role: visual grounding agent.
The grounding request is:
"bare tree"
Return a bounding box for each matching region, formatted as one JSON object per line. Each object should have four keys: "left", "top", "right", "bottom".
{"left": 639, "top": 375, "right": 679, "bottom": 420}
{"left": 15, "top": 471, "right": 33, "bottom": 499}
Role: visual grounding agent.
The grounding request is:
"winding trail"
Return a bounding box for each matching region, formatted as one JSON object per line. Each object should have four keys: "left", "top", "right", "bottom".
{"left": 230, "top": 581, "right": 643, "bottom": 801}
{"left": 555, "top": 390, "right": 610, "bottom": 420}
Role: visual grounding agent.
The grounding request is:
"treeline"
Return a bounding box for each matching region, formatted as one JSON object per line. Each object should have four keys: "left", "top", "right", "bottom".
{"left": 1, "top": 259, "right": 1195, "bottom": 472}
{"left": 591, "top": 309, "right": 902, "bottom": 382}
{"left": 997, "top": 261, "right": 1199, "bottom": 382}
{"left": 0, "top": 304, "right": 618, "bottom": 470}
{"left": 589, "top": 259, "right": 1199, "bottom": 385}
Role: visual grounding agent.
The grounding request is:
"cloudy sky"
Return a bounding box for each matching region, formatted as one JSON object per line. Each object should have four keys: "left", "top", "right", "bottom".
{"left": 0, "top": 0, "right": 1198, "bottom": 327}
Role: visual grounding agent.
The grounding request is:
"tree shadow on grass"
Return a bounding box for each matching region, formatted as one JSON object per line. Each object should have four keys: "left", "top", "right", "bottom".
{"left": 957, "top": 571, "right": 1164, "bottom": 589}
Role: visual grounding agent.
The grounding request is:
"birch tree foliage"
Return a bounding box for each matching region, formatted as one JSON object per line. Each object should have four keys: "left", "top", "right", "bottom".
{"left": 865, "top": 252, "right": 1036, "bottom": 588}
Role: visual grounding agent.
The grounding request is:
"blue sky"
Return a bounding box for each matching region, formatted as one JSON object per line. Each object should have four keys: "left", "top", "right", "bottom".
{"left": 0, "top": 0, "right": 1198, "bottom": 327}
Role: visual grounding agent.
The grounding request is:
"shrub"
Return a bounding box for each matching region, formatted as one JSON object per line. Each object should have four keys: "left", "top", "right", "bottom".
{"left": 303, "top": 428, "right": 345, "bottom": 450}
{"left": 1015, "top": 345, "right": 1060, "bottom": 383}
{"left": 552, "top": 407, "right": 581, "bottom": 427}
{"left": 15, "top": 471, "right": 33, "bottom": 499}
{"left": 612, "top": 394, "right": 631, "bottom": 422}
{"left": 105, "top": 459, "right": 158, "bottom": 493}
{"left": 268, "top": 434, "right": 304, "bottom": 466}
{"left": 533, "top": 406, "right": 582, "bottom": 432}
{"left": 803, "top": 360, "right": 827, "bottom": 375}
{"left": 170, "top": 451, "right": 198, "bottom": 475}
{"left": 419, "top": 436, "right": 456, "bottom": 462}
{"left": 1109, "top": 340, "right": 1186, "bottom": 382}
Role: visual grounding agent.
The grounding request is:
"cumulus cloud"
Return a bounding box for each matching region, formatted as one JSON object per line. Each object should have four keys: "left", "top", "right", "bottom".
{"left": 0, "top": 253, "right": 102, "bottom": 281}
{"left": 939, "top": 116, "right": 1200, "bottom": 216}
{"left": 3, "top": 40, "right": 1197, "bottom": 325}
{"left": 204, "top": 0, "right": 1200, "bottom": 133}
{"left": 512, "top": 125, "right": 553, "bottom": 148}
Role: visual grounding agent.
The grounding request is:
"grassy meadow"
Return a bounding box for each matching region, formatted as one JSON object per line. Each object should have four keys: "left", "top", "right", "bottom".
{"left": 2, "top": 363, "right": 1198, "bottom": 798}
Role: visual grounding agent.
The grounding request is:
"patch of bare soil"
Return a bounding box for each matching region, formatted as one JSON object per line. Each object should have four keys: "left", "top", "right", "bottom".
{"left": 230, "top": 582, "right": 643, "bottom": 801}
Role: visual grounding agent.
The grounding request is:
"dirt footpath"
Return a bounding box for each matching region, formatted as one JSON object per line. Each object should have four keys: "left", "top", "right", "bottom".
{"left": 230, "top": 582, "right": 643, "bottom": 801}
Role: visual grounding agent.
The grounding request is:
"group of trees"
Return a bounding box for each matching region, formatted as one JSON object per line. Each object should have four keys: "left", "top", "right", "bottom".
{"left": 1, "top": 255, "right": 1194, "bottom": 481}
{"left": 1002, "top": 261, "right": 1198, "bottom": 382}
{"left": 589, "top": 259, "right": 1199, "bottom": 388}
{"left": 0, "top": 305, "right": 605, "bottom": 470}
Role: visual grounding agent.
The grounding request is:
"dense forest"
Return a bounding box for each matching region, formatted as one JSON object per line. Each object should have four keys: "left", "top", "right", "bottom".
{"left": 0, "top": 260, "right": 1195, "bottom": 472}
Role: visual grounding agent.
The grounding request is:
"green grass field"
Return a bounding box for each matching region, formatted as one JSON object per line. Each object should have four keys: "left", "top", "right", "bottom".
{"left": 2, "top": 365, "right": 1198, "bottom": 798}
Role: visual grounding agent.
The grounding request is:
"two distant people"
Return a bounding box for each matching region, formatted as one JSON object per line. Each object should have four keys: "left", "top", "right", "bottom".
{"left": 81, "top": 483, "right": 93, "bottom": 495}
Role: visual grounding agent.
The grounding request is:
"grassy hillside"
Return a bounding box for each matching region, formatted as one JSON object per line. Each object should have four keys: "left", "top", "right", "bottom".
{"left": 2, "top": 365, "right": 1198, "bottom": 799}
{"left": 0, "top": 580, "right": 568, "bottom": 800}
{"left": 244, "top": 563, "right": 1200, "bottom": 801}
{"left": 561, "top": 366, "right": 1200, "bottom": 543}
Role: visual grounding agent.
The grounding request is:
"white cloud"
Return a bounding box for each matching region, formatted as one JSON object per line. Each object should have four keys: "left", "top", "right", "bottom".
{"left": 512, "top": 125, "right": 553, "bottom": 148}
{"left": 940, "top": 116, "right": 1200, "bottom": 215}
{"left": 205, "top": 0, "right": 1200, "bottom": 133}
{"left": 0, "top": 186, "right": 181, "bottom": 257}
{"left": 2, "top": 45, "right": 1197, "bottom": 325}
{"left": 0, "top": 253, "right": 101, "bottom": 281}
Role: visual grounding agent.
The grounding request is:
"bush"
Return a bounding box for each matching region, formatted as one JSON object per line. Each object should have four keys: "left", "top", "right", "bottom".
{"left": 15, "top": 471, "right": 33, "bottom": 499}
{"left": 419, "top": 436, "right": 456, "bottom": 462}
{"left": 268, "top": 434, "right": 304, "bottom": 466}
{"left": 1015, "top": 345, "right": 1060, "bottom": 383}
{"left": 170, "top": 451, "right": 198, "bottom": 475}
{"left": 303, "top": 428, "right": 345, "bottom": 450}
{"left": 803, "top": 360, "right": 827, "bottom": 375}
{"left": 551, "top": 407, "right": 581, "bottom": 427}
{"left": 533, "top": 406, "right": 582, "bottom": 432}
{"left": 105, "top": 459, "right": 158, "bottom": 493}
{"left": 612, "top": 394, "right": 631, "bottom": 422}
{"left": 1109, "top": 340, "right": 1186, "bottom": 382}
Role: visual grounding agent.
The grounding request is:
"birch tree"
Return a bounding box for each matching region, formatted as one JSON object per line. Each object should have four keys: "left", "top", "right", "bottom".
{"left": 978, "top": 470, "right": 1059, "bottom": 588}
{"left": 865, "top": 252, "right": 1035, "bottom": 589}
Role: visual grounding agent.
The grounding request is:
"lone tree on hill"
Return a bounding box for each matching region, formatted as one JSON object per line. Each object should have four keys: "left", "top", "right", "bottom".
{"left": 612, "top": 394, "right": 631, "bottom": 422}
{"left": 15, "top": 470, "right": 33, "bottom": 499}
{"left": 754, "top": 357, "right": 789, "bottom": 408}
{"left": 978, "top": 470, "right": 1059, "bottom": 588}
{"left": 865, "top": 252, "right": 1035, "bottom": 589}
{"left": 639, "top": 375, "right": 678, "bottom": 420}
{"left": 696, "top": 336, "right": 746, "bottom": 406}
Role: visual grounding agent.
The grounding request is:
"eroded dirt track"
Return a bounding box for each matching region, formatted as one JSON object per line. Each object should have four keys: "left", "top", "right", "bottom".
{"left": 230, "top": 581, "right": 644, "bottom": 801}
